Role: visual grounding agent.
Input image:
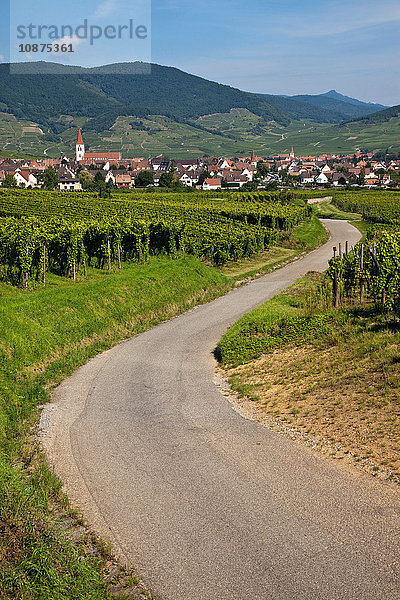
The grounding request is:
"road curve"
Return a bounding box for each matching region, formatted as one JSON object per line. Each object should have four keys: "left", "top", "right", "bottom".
{"left": 41, "top": 220, "right": 400, "bottom": 600}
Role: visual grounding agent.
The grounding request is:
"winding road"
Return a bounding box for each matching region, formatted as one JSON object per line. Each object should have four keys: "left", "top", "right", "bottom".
{"left": 41, "top": 220, "right": 400, "bottom": 600}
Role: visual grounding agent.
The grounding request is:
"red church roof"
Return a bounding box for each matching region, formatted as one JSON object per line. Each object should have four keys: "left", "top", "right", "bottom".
{"left": 76, "top": 128, "right": 84, "bottom": 145}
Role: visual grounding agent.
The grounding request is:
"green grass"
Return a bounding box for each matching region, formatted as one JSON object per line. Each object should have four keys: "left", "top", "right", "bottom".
{"left": 216, "top": 273, "right": 333, "bottom": 366}
{"left": 0, "top": 213, "right": 329, "bottom": 598}
{"left": 219, "top": 215, "right": 328, "bottom": 281}
{"left": 314, "top": 200, "right": 362, "bottom": 221}
{"left": 0, "top": 255, "right": 231, "bottom": 599}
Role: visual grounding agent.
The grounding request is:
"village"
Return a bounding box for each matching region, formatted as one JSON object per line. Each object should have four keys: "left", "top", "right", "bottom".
{"left": 0, "top": 128, "right": 399, "bottom": 191}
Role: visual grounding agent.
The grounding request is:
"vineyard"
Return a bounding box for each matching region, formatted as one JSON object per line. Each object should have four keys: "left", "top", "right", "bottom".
{"left": 325, "top": 190, "right": 400, "bottom": 313}
{"left": 0, "top": 189, "right": 309, "bottom": 287}
{"left": 332, "top": 190, "right": 400, "bottom": 226}
{"left": 327, "top": 232, "right": 400, "bottom": 314}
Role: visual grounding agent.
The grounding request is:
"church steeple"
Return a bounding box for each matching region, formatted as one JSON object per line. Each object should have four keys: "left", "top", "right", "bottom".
{"left": 76, "top": 128, "right": 85, "bottom": 162}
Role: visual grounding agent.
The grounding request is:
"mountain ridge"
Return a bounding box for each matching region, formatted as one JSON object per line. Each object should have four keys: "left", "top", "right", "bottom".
{"left": 0, "top": 62, "right": 398, "bottom": 158}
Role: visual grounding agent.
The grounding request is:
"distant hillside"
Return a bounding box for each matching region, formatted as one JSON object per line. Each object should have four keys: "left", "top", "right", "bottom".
{"left": 0, "top": 62, "right": 398, "bottom": 159}
{"left": 346, "top": 104, "right": 400, "bottom": 125}
{"left": 258, "top": 93, "right": 345, "bottom": 123}
{"left": 1, "top": 62, "right": 377, "bottom": 137}
{"left": 288, "top": 92, "right": 385, "bottom": 120}
{"left": 322, "top": 90, "right": 387, "bottom": 110}
{"left": 0, "top": 62, "right": 290, "bottom": 134}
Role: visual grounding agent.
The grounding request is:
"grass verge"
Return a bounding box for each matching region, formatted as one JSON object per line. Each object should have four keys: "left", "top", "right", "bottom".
{"left": 0, "top": 255, "right": 231, "bottom": 600}
{"left": 314, "top": 199, "right": 362, "bottom": 221}
{"left": 218, "top": 215, "right": 328, "bottom": 282}
{"left": 0, "top": 214, "right": 327, "bottom": 599}
{"left": 217, "top": 272, "right": 400, "bottom": 483}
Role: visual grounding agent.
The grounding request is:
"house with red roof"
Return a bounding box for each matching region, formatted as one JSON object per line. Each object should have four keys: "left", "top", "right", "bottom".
{"left": 203, "top": 178, "right": 221, "bottom": 190}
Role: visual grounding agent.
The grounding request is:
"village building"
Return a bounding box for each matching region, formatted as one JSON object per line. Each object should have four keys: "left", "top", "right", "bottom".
{"left": 75, "top": 129, "right": 121, "bottom": 164}
{"left": 58, "top": 177, "right": 82, "bottom": 191}
{"left": 203, "top": 178, "right": 221, "bottom": 190}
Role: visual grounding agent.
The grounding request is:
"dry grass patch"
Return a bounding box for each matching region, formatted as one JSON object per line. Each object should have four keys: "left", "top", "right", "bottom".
{"left": 222, "top": 332, "right": 400, "bottom": 482}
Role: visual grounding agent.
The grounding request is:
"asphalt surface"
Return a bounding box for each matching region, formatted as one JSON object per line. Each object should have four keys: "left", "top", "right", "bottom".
{"left": 41, "top": 220, "right": 400, "bottom": 600}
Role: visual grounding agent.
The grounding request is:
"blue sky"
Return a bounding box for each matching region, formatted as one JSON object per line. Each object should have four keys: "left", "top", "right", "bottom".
{"left": 1, "top": 0, "right": 399, "bottom": 105}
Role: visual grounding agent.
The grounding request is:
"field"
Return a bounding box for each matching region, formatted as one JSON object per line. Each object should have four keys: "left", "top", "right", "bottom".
{"left": 1, "top": 108, "right": 400, "bottom": 159}
{"left": 0, "top": 189, "right": 310, "bottom": 288}
{"left": 218, "top": 273, "right": 400, "bottom": 481}
{"left": 217, "top": 189, "right": 400, "bottom": 483}
{"left": 2, "top": 186, "right": 399, "bottom": 598}
{"left": 0, "top": 188, "right": 323, "bottom": 599}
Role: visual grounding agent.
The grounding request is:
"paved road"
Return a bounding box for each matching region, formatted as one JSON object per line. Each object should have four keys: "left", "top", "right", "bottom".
{"left": 41, "top": 220, "right": 400, "bottom": 600}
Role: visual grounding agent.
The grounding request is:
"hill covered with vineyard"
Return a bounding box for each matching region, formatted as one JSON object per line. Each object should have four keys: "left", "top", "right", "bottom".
{"left": 0, "top": 61, "right": 397, "bottom": 159}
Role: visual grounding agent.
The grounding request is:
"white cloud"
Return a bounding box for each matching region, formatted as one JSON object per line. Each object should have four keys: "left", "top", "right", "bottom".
{"left": 92, "top": 0, "right": 119, "bottom": 19}
{"left": 44, "top": 35, "right": 87, "bottom": 64}
{"left": 267, "top": 1, "right": 400, "bottom": 38}
{"left": 54, "top": 34, "right": 87, "bottom": 49}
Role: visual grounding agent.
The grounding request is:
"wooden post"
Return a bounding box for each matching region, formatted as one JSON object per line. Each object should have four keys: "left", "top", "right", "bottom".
{"left": 24, "top": 242, "right": 29, "bottom": 289}
{"left": 345, "top": 240, "right": 348, "bottom": 254}
{"left": 117, "top": 243, "right": 121, "bottom": 269}
{"left": 360, "top": 244, "right": 364, "bottom": 271}
{"left": 43, "top": 244, "right": 46, "bottom": 285}
{"left": 333, "top": 268, "right": 339, "bottom": 308}
{"left": 107, "top": 235, "right": 111, "bottom": 271}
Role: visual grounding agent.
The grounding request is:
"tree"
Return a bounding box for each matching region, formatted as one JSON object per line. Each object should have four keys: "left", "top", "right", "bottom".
{"left": 242, "top": 180, "right": 258, "bottom": 191}
{"left": 159, "top": 172, "right": 180, "bottom": 188}
{"left": 43, "top": 167, "right": 59, "bottom": 190}
{"left": 357, "top": 167, "right": 366, "bottom": 186}
{"left": 94, "top": 171, "right": 105, "bottom": 183}
{"left": 265, "top": 181, "right": 278, "bottom": 191}
{"left": 197, "top": 170, "right": 211, "bottom": 186}
{"left": 135, "top": 171, "right": 154, "bottom": 187}
{"left": 2, "top": 173, "right": 17, "bottom": 188}
{"left": 79, "top": 170, "right": 95, "bottom": 190}
{"left": 257, "top": 161, "right": 269, "bottom": 177}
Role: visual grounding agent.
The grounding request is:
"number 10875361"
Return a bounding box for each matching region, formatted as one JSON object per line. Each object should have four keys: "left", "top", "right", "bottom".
{"left": 19, "top": 44, "right": 74, "bottom": 53}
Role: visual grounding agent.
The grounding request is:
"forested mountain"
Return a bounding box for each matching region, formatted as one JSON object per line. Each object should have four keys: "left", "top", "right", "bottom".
{"left": 0, "top": 62, "right": 397, "bottom": 158}
{"left": 346, "top": 103, "right": 400, "bottom": 125}
{"left": 322, "top": 90, "right": 387, "bottom": 110}
{"left": 0, "top": 62, "right": 387, "bottom": 135}
{"left": 288, "top": 91, "right": 386, "bottom": 120}
{"left": 0, "top": 62, "right": 290, "bottom": 133}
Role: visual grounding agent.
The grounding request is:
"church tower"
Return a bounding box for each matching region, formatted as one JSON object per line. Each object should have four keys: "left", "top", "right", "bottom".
{"left": 76, "top": 128, "right": 85, "bottom": 162}
{"left": 290, "top": 146, "right": 295, "bottom": 159}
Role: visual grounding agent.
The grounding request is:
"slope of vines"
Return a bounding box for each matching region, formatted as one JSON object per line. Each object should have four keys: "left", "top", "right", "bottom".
{"left": 0, "top": 190, "right": 309, "bottom": 287}
{"left": 332, "top": 190, "right": 400, "bottom": 226}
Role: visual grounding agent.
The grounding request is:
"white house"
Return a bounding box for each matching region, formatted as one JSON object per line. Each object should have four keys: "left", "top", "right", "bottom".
{"left": 203, "top": 178, "right": 221, "bottom": 190}
{"left": 315, "top": 172, "right": 330, "bottom": 185}
{"left": 58, "top": 177, "right": 82, "bottom": 191}
{"left": 14, "top": 169, "right": 38, "bottom": 188}
{"left": 105, "top": 171, "right": 116, "bottom": 185}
